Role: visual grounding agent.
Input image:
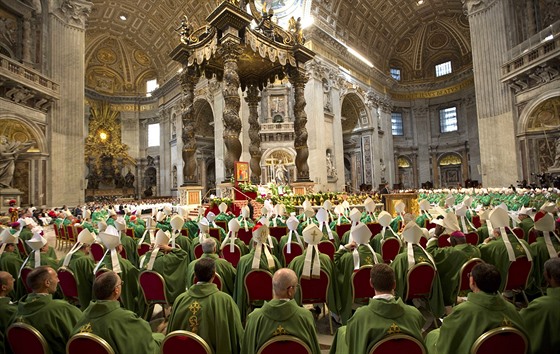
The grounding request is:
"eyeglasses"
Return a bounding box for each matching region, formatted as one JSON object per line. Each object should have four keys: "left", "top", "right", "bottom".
{"left": 286, "top": 284, "right": 300, "bottom": 291}
{"left": 117, "top": 281, "right": 124, "bottom": 287}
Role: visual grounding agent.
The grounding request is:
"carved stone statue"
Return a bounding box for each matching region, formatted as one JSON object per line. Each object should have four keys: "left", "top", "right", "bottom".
{"left": 275, "top": 163, "right": 288, "bottom": 184}
{"left": 551, "top": 138, "right": 560, "bottom": 169}
{"left": 0, "top": 136, "right": 34, "bottom": 188}
{"left": 124, "top": 170, "right": 135, "bottom": 188}
{"left": 326, "top": 152, "right": 337, "bottom": 178}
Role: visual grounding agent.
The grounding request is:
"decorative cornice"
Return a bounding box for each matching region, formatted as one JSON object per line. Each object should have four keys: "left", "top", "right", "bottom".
{"left": 462, "top": 0, "right": 499, "bottom": 17}
{"left": 390, "top": 77, "right": 475, "bottom": 100}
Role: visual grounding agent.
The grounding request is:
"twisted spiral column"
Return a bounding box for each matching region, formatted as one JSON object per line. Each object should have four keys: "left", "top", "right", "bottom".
{"left": 245, "top": 84, "right": 262, "bottom": 184}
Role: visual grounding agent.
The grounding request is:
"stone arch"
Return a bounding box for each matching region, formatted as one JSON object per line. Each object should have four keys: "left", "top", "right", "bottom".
{"left": 261, "top": 147, "right": 296, "bottom": 184}
{"left": 0, "top": 116, "right": 46, "bottom": 153}
{"left": 517, "top": 90, "right": 560, "bottom": 134}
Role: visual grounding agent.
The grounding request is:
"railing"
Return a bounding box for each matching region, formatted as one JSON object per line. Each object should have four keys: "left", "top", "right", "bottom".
{"left": 0, "top": 54, "right": 60, "bottom": 99}
{"left": 502, "top": 22, "right": 560, "bottom": 80}
{"left": 260, "top": 122, "right": 294, "bottom": 131}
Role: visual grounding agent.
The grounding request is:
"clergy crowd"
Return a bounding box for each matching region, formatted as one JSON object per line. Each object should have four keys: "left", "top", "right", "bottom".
{"left": 0, "top": 191, "right": 559, "bottom": 354}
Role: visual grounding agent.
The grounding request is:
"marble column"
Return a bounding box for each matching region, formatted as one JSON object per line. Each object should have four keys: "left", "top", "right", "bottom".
{"left": 180, "top": 70, "right": 199, "bottom": 186}
{"left": 289, "top": 67, "right": 311, "bottom": 182}
{"left": 245, "top": 84, "right": 262, "bottom": 184}
{"left": 464, "top": 0, "right": 518, "bottom": 186}
{"left": 48, "top": 0, "right": 92, "bottom": 206}
{"left": 219, "top": 42, "right": 242, "bottom": 181}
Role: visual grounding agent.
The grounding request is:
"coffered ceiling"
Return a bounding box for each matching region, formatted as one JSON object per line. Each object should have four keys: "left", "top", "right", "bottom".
{"left": 84, "top": 0, "right": 471, "bottom": 95}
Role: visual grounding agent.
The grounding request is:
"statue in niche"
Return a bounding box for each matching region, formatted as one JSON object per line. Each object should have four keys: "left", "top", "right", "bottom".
{"left": 551, "top": 138, "right": 560, "bottom": 169}
{"left": 275, "top": 163, "right": 288, "bottom": 184}
{"left": 114, "top": 171, "right": 125, "bottom": 188}
{"left": 125, "top": 170, "right": 135, "bottom": 188}
{"left": 326, "top": 152, "right": 337, "bottom": 178}
{"left": 0, "top": 135, "right": 34, "bottom": 188}
{"left": 172, "top": 166, "right": 177, "bottom": 189}
{"left": 323, "top": 79, "right": 332, "bottom": 112}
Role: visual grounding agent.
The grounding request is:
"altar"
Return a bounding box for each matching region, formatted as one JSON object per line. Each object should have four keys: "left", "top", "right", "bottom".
{"left": 384, "top": 193, "right": 419, "bottom": 217}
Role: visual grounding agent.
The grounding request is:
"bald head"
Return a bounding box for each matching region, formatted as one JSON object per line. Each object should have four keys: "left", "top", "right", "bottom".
{"left": 272, "top": 268, "right": 298, "bottom": 299}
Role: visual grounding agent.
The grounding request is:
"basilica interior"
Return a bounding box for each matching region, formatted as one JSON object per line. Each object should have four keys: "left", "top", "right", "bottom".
{"left": 0, "top": 0, "right": 559, "bottom": 209}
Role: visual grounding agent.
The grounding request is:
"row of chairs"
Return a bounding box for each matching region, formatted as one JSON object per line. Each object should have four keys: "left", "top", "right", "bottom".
{"left": 5, "top": 320, "right": 529, "bottom": 354}
{"left": 53, "top": 223, "right": 84, "bottom": 249}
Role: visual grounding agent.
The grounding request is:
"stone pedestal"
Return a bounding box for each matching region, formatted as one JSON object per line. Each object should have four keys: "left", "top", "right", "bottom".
{"left": 179, "top": 186, "right": 203, "bottom": 206}
{"left": 290, "top": 182, "right": 315, "bottom": 195}
{"left": 0, "top": 189, "right": 23, "bottom": 213}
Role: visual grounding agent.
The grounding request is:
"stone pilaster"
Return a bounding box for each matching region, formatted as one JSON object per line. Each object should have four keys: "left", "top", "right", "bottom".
{"left": 48, "top": 0, "right": 92, "bottom": 206}
{"left": 464, "top": 0, "right": 518, "bottom": 186}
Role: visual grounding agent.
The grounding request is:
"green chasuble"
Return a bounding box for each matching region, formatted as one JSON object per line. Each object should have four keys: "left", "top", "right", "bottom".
{"left": 185, "top": 253, "right": 236, "bottom": 296}
{"left": 141, "top": 248, "right": 189, "bottom": 304}
{"left": 19, "top": 228, "right": 33, "bottom": 254}
{"left": 334, "top": 246, "right": 383, "bottom": 324}
{"left": 120, "top": 233, "right": 139, "bottom": 267}
{"left": 288, "top": 250, "right": 340, "bottom": 316}
{"left": 370, "top": 230, "right": 400, "bottom": 254}
{"left": 98, "top": 254, "right": 146, "bottom": 317}
{"left": 425, "top": 291, "right": 528, "bottom": 354}
{"left": 333, "top": 297, "right": 425, "bottom": 354}
{"left": 72, "top": 300, "right": 163, "bottom": 354}
{"left": 0, "top": 251, "right": 25, "bottom": 300}
{"left": 189, "top": 235, "right": 220, "bottom": 261}
{"left": 233, "top": 246, "right": 282, "bottom": 321}
{"left": 174, "top": 234, "right": 192, "bottom": 257}
{"left": 520, "top": 287, "right": 560, "bottom": 354}
{"left": 391, "top": 245, "right": 445, "bottom": 318}
{"left": 518, "top": 217, "right": 534, "bottom": 239}
{"left": 479, "top": 233, "right": 534, "bottom": 291}
{"left": 167, "top": 282, "right": 243, "bottom": 354}
{"left": 27, "top": 251, "right": 59, "bottom": 270}
{"left": 241, "top": 299, "right": 321, "bottom": 354}
{"left": 529, "top": 235, "right": 560, "bottom": 289}
{"left": 11, "top": 293, "right": 82, "bottom": 354}
{"left": 426, "top": 241, "right": 481, "bottom": 306}
{"left": 0, "top": 297, "right": 16, "bottom": 354}
{"left": 59, "top": 251, "right": 95, "bottom": 309}
{"left": 476, "top": 225, "right": 489, "bottom": 244}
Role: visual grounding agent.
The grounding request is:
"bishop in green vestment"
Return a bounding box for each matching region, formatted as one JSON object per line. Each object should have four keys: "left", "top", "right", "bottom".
{"left": 425, "top": 263, "right": 528, "bottom": 354}
{"left": 520, "top": 258, "right": 560, "bottom": 354}
{"left": 10, "top": 266, "right": 82, "bottom": 354}
{"left": 168, "top": 258, "right": 243, "bottom": 354}
{"left": 72, "top": 271, "right": 163, "bottom": 354}
{"left": 0, "top": 271, "right": 17, "bottom": 354}
{"left": 241, "top": 268, "right": 321, "bottom": 354}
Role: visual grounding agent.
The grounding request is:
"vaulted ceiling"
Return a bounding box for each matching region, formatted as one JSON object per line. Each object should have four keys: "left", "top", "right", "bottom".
{"left": 84, "top": 0, "right": 471, "bottom": 95}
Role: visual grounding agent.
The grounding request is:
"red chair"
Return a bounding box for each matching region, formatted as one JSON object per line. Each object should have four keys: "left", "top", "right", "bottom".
{"left": 161, "top": 330, "right": 212, "bottom": 354}
{"left": 137, "top": 243, "right": 151, "bottom": 257}
{"left": 512, "top": 227, "right": 525, "bottom": 240}
{"left": 90, "top": 243, "right": 105, "bottom": 262}
{"left": 404, "top": 262, "right": 437, "bottom": 327}
{"left": 300, "top": 269, "right": 333, "bottom": 334}
{"left": 209, "top": 228, "right": 221, "bottom": 242}
{"left": 419, "top": 237, "right": 428, "bottom": 249}
{"left": 470, "top": 327, "right": 528, "bottom": 354}
{"left": 352, "top": 265, "right": 375, "bottom": 306}
{"left": 437, "top": 234, "right": 451, "bottom": 248}
{"left": 317, "top": 240, "right": 336, "bottom": 261}
{"left": 193, "top": 273, "right": 223, "bottom": 291}
{"left": 57, "top": 267, "right": 80, "bottom": 305}
{"left": 425, "top": 220, "right": 437, "bottom": 230}
{"left": 472, "top": 215, "right": 482, "bottom": 229}
{"left": 75, "top": 225, "right": 84, "bottom": 235}
{"left": 269, "top": 226, "right": 288, "bottom": 242}
{"left": 59, "top": 224, "right": 69, "bottom": 249}
{"left": 16, "top": 241, "right": 27, "bottom": 257}
{"left": 380, "top": 238, "right": 401, "bottom": 263}
{"left": 20, "top": 267, "right": 33, "bottom": 293}
{"left": 193, "top": 244, "right": 204, "bottom": 259}
{"left": 335, "top": 224, "right": 352, "bottom": 238}
{"left": 368, "top": 334, "right": 426, "bottom": 354}
{"left": 221, "top": 243, "right": 243, "bottom": 267}
{"left": 119, "top": 247, "right": 127, "bottom": 260}
{"left": 125, "top": 228, "right": 135, "bottom": 238}
{"left": 139, "top": 270, "right": 170, "bottom": 319}
{"left": 67, "top": 332, "right": 115, "bottom": 354}
{"left": 282, "top": 242, "right": 303, "bottom": 266}
{"left": 66, "top": 225, "right": 77, "bottom": 245}
{"left": 181, "top": 228, "right": 189, "bottom": 237}
{"left": 527, "top": 228, "right": 538, "bottom": 244}
{"left": 53, "top": 224, "right": 62, "bottom": 249}
{"left": 6, "top": 323, "right": 50, "bottom": 354}
{"left": 215, "top": 220, "right": 227, "bottom": 232}
{"left": 367, "top": 223, "right": 382, "bottom": 237}
{"left": 244, "top": 269, "right": 273, "bottom": 312}
{"left": 257, "top": 335, "right": 312, "bottom": 354}
{"left": 465, "top": 232, "right": 480, "bottom": 245}
{"left": 457, "top": 258, "right": 483, "bottom": 298}
{"left": 503, "top": 256, "right": 533, "bottom": 305}
{"left": 238, "top": 228, "right": 253, "bottom": 246}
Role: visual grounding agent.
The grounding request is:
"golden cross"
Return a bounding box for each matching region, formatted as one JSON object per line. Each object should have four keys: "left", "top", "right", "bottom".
{"left": 387, "top": 323, "right": 402, "bottom": 335}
